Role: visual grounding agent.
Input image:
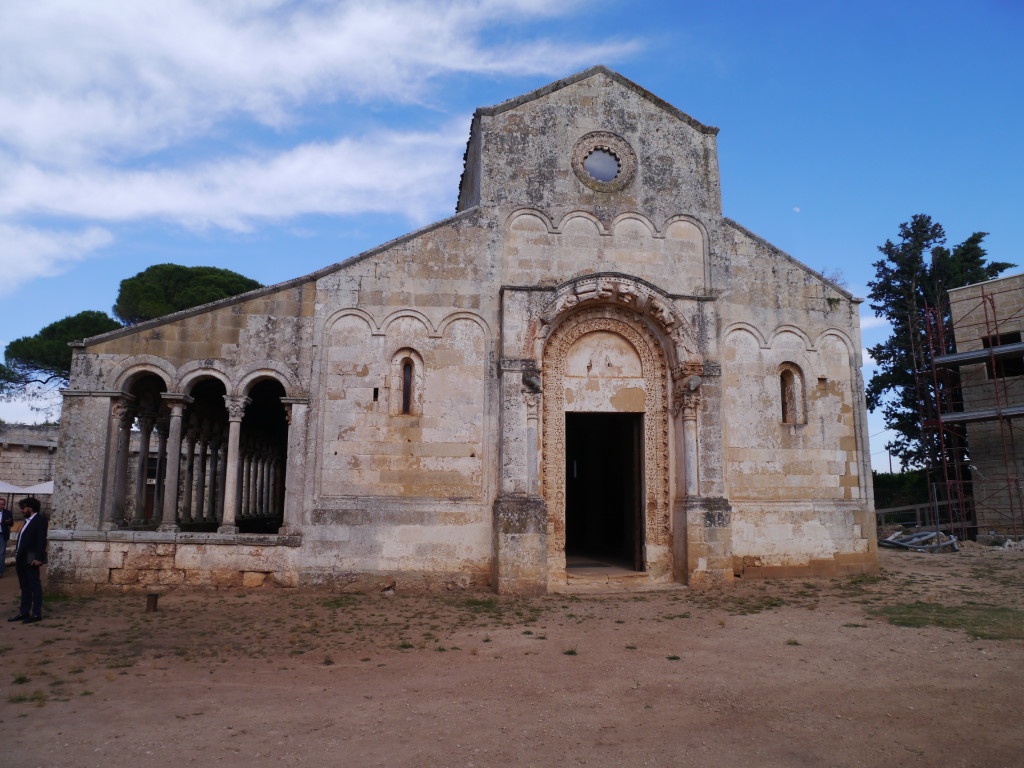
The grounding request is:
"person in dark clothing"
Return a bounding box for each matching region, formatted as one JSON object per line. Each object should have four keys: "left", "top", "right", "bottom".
{"left": 8, "top": 497, "right": 47, "bottom": 624}
{"left": 0, "top": 498, "right": 13, "bottom": 578}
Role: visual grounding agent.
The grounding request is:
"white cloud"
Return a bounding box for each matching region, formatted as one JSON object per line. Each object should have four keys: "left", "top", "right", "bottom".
{"left": 0, "top": 1, "right": 639, "bottom": 163}
{"left": 0, "top": 224, "right": 114, "bottom": 296}
{"left": 0, "top": 124, "right": 467, "bottom": 230}
{"left": 860, "top": 314, "right": 889, "bottom": 330}
{"left": 0, "top": 0, "right": 642, "bottom": 289}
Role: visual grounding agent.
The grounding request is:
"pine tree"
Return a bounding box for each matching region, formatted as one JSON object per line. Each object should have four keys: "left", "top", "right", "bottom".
{"left": 866, "top": 215, "right": 1014, "bottom": 467}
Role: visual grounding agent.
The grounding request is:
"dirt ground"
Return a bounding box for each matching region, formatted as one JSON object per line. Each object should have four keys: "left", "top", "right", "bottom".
{"left": 2, "top": 545, "right": 1023, "bottom": 768}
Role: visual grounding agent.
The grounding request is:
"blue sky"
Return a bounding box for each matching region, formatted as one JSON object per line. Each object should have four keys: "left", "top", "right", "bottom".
{"left": 1, "top": 0, "right": 1021, "bottom": 472}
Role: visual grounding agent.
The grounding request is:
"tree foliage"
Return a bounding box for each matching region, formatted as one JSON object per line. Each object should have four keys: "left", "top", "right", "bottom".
{"left": 1, "top": 311, "right": 122, "bottom": 398}
{"left": 3, "top": 263, "right": 262, "bottom": 405}
{"left": 866, "top": 215, "right": 1014, "bottom": 467}
{"left": 114, "top": 264, "right": 263, "bottom": 324}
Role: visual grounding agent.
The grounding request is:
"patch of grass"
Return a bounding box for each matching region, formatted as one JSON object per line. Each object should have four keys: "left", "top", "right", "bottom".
{"left": 666, "top": 655, "right": 681, "bottom": 661}
{"left": 462, "top": 597, "right": 500, "bottom": 613}
{"left": 842, "top": 623, "right": 867, "bottom": 628}
{"left": 322, "top": 594, "right": 362, "bottom": 609}
{"left": 867, "top": 602, "right": 1024, "bottom": 640}
{"left": 847, "top": 573, "right": 887, "bottom": 586}
{"left": 785, "top": 639, "right": 801, "bottom": 646}
{"left": 13, "top": 674, "right": 30, "bottom": 684}
{"left": 563, "top": 648, "right": 577, "bottom": 656}
{"left": 8, "top": 689, "right": 46, "bottom": 705}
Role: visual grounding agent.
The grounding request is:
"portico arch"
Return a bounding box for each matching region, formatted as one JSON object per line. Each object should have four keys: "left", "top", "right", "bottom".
{"left": 541, "top": 304, "right": 672, "bottom": 587}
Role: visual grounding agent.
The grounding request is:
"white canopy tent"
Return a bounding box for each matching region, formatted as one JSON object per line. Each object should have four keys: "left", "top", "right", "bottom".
{"left": 21, "top": 481, "right": 54, "bottom": 494}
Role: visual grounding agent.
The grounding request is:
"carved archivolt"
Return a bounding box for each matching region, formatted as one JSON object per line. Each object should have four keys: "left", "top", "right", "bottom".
{"left": 539, "top": 274, "right": 697, "bottom": 361}
{"left": 541, "top": 305, "right": 671, "bottom": 580}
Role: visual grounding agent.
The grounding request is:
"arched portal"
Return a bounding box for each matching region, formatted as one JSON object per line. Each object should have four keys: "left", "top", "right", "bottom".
{"left": 541, "top": 305, "right": 672, "bottom": 586}
{"left": 237, "top": 379, "right": 288, "bottom": 533}
{"left": 112, "top": 372, "right": 168, "bottom": 528}
{"left": 179, "top": 378, "right": 229, "bottom": 531}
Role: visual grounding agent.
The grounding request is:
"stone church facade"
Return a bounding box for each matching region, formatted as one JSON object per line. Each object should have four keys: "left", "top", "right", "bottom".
{"left": 51, "top": 67, "right": 877, "bottom": 594}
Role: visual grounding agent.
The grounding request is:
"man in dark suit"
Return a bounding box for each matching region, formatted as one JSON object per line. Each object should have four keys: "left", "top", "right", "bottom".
{"left": 8, "top": 497, "right": 47, "bottom": 624}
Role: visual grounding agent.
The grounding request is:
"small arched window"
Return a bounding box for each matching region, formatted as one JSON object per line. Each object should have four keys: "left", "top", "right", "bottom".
{"left": 390, "top": 348, "right": 423, "bottom": 416}
{"left": 778, "top": 362, "right": 806, "bottom": 425}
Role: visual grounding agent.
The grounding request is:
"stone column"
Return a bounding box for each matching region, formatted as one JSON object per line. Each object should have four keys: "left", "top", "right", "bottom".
{"left": 239, "top": 446, "right": 251, "bottom": 520}
{"left": 493, "top": 360, "right": 547, "bottom": 595}
{"left": 671, "top": 362, "right": 733, "bottom": 586}
{"left": 673, "top": 375, "right": 702, "bottom": 498}
{"left": 158, "top": 394, "right": 192, "bottom": 532}
{"left": 132, "top": 415, "right": 155, "bottom": 524}
{"left": 218, "top": 395, "right": 250, "bottom": 533}
{"left": 106, "top": 398, "right": 135, "bottom": 529}
{"left": 269, "top": 454, "right": 281, "bottom": 519}
{"left": 180, "top": 428, "right": 198, "bottom": 523}
{"left": 257, "top": 451, "right": 268, "bottom": 517}
{"left": 210, "top": 435, "right": 226, "bottom": 522}
{"left": 524, "top": 392, "right": 540, "bottom": 496}
{"left": 194, "top": 428, "right": 210, "bottom": 522}
{"left": 279, "top": 398, "right": 307, "bottom": 534}
{"left": 153, "top": 419, "right": 169, "bottom": 524}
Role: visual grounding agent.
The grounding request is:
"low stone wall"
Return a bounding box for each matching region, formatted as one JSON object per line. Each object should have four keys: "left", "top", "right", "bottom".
{"left": 48, "top": 531, "right": 301, "bottom": 594}
{"left": 46, "top": 531, "right": 491, "bottom": 595}
{"left": 732, "top": 551, "right": 878, "bottom": 579}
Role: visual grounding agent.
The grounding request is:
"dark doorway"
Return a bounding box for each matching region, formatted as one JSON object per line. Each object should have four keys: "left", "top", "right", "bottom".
{"left": 565, "top": 412, "right": 644, "bottom": 571}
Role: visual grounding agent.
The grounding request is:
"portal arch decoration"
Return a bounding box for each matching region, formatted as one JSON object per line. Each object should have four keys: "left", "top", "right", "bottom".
{"left": 541, "top": 304, "right": 671, "bottom": 583}
{"left": 537, "top": 273, "right": 697, "bottom": 363}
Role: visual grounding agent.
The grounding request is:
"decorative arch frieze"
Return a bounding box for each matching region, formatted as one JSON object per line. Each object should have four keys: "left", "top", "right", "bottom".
{"left": 814, "top": 328, "right": 855, "bottom": 356}
{"left": 436, "top": 311, "right": 492, "bottom": 339}
{"left": 769, "top": 324, "right": 816, "bottom": 352}
{"left": 611, "top": 212, "right": 659, "bottom": 238}
{"left": 379, "top": 309, "right": 434, "bottom": 338}
{"left": 556, "top": 211, "right": 606, "bottom": 235}
{"left": 322, "top": 308, "right": 379, "bottom": 337}
{"left": 540, "top": 304, "right": 672, "bottom": 581}
{"left": 507, "top": 208, "right": 557, "bottom": 233}
{"left": 722, "top": 322, "right": 769, "bottom": 349}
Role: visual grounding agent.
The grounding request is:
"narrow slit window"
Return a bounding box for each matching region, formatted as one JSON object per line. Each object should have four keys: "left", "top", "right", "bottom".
{"left": 781, "top": 370, "right": 796, "bottom": 423}
{"left": 390, "top": 348, "right": 423, "bottom": 416}
{"left": 778, "top": 363, "right": 805, "bottom": 425}
{"left": 401, "top": 360, "right": 413, "bottom": 414}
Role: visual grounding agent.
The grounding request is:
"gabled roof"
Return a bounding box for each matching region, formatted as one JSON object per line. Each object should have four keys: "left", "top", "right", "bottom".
{"left": 476, "top": 65, "right": 719, "bottom": 136}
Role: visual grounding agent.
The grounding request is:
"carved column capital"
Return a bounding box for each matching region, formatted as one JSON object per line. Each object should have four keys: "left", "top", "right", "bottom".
{"left": 223, "top": 395, "right": 251, "bottom": 422}
{"left": 110, "top": 396, "right": 136, "bottom": 421}
{"left": 672, "top": 375, "right": 702, "bottom": 418}
{"left": 523, "top": 392, "right": 541, "bottom": 416}
{"left": 161, "top": 392, "right": 193, "bottom": 417}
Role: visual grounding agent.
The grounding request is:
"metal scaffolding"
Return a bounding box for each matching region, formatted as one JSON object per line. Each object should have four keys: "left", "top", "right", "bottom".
{"left": 912, "top": 279, "right": 1024, "bottom": 539}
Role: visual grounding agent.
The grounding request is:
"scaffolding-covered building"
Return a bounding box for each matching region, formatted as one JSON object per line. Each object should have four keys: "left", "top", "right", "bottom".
{"left": 924, "top": 272, "right": 1024, "bottom": 538}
